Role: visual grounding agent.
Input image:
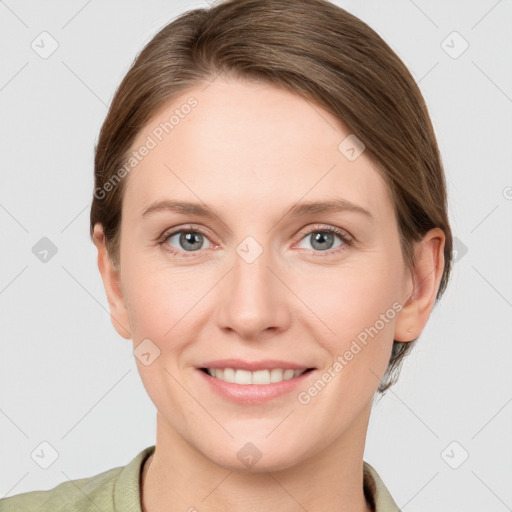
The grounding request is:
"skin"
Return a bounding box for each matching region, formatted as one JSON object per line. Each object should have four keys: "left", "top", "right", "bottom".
{"left": 93, "top": 77, "right": 445, "bottom": 512}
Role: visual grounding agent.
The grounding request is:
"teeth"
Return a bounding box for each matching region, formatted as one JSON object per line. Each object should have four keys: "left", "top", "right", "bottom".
{"left": 206, "top": 368, "right": 307, "bottom": 385}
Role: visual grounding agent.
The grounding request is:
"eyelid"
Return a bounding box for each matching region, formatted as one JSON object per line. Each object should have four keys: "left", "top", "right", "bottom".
{"left": 295, "top": 223, "right": 353, "bottom": 244}
{"left": 157, "top": 223, "right": 354, "bottom": 256}
{"left": 157, "top": 224, "right": 216, "bottom": 247}
{"left": 292, "top": 223, "right": 354, "bottom": 255}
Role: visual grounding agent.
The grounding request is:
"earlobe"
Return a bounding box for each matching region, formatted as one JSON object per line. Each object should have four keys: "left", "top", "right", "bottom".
{"left": 92, "top": 224, "right": 132, "bottom": 340}
{"left": 394, "top": 228, "right": 445, "bottom": 342}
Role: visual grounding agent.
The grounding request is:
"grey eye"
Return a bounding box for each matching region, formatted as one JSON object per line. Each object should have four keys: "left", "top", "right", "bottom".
{"left": 297, "top": 231, "right": 343, "bottom": 252}
{"left": 166, "top": 231, "right": 209, "bottom": 252}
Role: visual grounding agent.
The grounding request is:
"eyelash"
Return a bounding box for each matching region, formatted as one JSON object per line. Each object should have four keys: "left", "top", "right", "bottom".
{"left": 157, "top": 224, "right": 353, "bottom": 258}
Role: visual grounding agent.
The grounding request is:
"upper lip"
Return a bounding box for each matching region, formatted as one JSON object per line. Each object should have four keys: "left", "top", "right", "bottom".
{"left": 199, "top": 359, "right": 314, "bottom": 371}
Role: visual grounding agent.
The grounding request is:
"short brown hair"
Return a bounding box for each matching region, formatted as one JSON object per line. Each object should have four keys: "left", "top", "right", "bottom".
{"left": 90, "top": 0, "right": 453, "bottom": 394}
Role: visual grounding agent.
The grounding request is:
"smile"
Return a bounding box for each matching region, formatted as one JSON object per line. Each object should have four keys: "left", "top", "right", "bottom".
{"left": 201, "top": 367, "right": 312, "bottom": 385}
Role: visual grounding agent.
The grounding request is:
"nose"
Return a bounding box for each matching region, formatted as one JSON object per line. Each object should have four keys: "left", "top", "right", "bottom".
{"left": 216, "top": 239, "right": 292, "bottom": 341}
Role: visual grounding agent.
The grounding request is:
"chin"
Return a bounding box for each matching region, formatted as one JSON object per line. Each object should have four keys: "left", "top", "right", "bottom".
{"left": 200, "top": 439, "right": 309, "bottom": 474}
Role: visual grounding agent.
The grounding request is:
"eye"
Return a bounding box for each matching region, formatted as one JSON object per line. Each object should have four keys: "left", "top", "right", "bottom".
{"left": 157, "top": 224, "right": 353, "bottom": 258}
{"left": 158, "top": 225, "right": 213, "bottom": 256}
{"left": 296, "top": 225, "right": 353, "bottom": 254}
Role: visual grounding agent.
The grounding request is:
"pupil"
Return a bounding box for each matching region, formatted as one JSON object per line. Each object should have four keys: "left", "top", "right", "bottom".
{"left": 181, "top": 232, "right": 202, "bottom": 250}
{"left": 312, "top": 232, "right": 333, "bottom": 251}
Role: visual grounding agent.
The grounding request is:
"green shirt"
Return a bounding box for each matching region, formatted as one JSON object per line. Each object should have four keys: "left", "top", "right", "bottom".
{"left": 0, "top": 445, "right": 400, "bottom": 511}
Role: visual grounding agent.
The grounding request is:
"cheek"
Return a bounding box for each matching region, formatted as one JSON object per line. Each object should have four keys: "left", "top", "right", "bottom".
{"left": 300, "top": 255, "right": 402, "bottom": 382}
{"left": 306, "top": 255, "right": 401, "bottom": 334}
{"left": 124, "top": 268, "right": 195, "bottom": 341}
{"left": 123, "top": 265, "right": 201, "bottom": 409}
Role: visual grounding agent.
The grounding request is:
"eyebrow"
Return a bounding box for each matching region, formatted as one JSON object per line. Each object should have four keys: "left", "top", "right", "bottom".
{"left": 141, "top": 198, "right": 374, "bottom": 222}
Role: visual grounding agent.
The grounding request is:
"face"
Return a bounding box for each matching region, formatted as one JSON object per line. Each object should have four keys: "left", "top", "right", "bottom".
{"left": 104, "top": 77, "right": 422, "bottom": 471}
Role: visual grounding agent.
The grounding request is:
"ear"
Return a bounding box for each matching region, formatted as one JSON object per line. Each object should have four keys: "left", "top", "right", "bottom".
{"left": 92, "top": 224, "right": 132, "bottom": 340}
{"left": 394, "top": 227, "right": 445, "bottom": 342}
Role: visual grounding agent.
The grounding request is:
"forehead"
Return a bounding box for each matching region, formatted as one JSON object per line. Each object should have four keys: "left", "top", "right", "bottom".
{"left": 122, "top": 77, "right": 392, "bottom": 222}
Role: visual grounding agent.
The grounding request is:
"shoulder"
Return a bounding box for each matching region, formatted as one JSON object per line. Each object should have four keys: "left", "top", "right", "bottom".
{"left": 0, "top": 446, "right": 155, "bottom": 512}
{"left": 363, "top": 460, "right": 401, "bottom": 512}
{"left": 0, "top": 466, "right": 122, "bottom": 512}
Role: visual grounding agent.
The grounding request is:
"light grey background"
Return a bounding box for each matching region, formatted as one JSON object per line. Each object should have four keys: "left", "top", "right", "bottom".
{"left": 1, "top": 1, "right": 511, "bottom": 510}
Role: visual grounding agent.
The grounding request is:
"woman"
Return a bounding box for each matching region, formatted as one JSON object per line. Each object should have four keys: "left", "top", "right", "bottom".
{"left": 0, "top": 0, "right": 452, "bottom": 510}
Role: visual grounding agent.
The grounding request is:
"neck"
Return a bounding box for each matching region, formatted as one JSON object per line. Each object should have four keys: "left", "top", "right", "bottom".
{"left": 142, "top": 403, "right": 374, "bottom": 512}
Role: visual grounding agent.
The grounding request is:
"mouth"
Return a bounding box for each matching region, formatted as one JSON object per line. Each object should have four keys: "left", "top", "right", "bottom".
{"left": 199, "top": 367, "right": 315, "bottom": 385}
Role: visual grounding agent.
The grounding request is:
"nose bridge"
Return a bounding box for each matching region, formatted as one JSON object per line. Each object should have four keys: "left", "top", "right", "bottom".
{"left": 216, "top": 234, "right": 289, "bottom": 338}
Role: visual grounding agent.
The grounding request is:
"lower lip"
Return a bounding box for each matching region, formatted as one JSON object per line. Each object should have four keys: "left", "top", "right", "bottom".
{"left": 197, "top": 368, "right": 315, "bottom": 404}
